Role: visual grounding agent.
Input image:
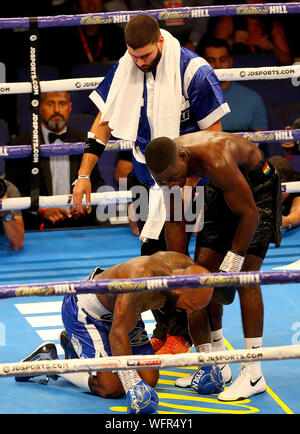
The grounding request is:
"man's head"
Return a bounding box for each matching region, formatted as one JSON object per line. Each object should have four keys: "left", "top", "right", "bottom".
{"left": 269, "top": 156, "right": 295, "bottom": 183}
{"left": 203, "top": 38, "right": 233, "bottom": 70}
{"left": 40, "top": 91, "right": 72, "bottom": 132}
{"left": 125, "top": 15, "right": 163, "bottom": 73}
{"left": 145, "top": 137, "right": 188, "bottom": 188}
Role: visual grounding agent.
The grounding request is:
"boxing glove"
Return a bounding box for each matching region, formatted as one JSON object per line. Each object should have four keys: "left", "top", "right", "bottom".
{"left": 127, "top": 380, "right": 159, "bottom": 414}
{"left": 212, "top": 250, "right": 245, "bottom": 305}
{"left": 191, "top": 365, "right": 224, "bottom": 395}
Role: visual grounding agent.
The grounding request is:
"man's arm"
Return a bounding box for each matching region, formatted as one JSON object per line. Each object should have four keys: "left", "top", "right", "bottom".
{"left": 209, "top": 161, "right": 259, "bottom": 255}
{"left": 1, "top": 213, "right": 24, "bottom": 250}
{"left": 109, "top": 293, "right": 141, "bottom": 356}
{"left": 165, "top": 120, "right": 222, "bottom": 253}
{"left": 73, "top": 112, "right": 112, "bottom": 212}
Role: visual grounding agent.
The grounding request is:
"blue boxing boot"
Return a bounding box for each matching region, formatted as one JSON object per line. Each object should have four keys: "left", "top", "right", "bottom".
{"left": 191, "top": 365, "right": 224, "bottom": 395}
{"left": 127, "top": 380, "right": 159, "bottom": 414}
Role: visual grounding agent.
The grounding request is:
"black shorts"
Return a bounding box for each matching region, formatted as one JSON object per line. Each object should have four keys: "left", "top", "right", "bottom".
{"left": 196, "top": 159, "right": 282, "bottom": 259}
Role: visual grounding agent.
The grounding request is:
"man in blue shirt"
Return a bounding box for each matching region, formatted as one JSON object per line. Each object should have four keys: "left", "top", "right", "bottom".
{"left": 202, "top": 37, "right": 268, "bottom": 133}
{"left": 73, "top": 14, "right": 229, "bottom": 355}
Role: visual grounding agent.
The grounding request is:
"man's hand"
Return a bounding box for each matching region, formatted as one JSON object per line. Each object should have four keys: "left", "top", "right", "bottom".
{"left": 73, "top": 178, "right": 92, "bottom": 213}
{"left": 127, "top": 380, "right": 159, "bottom": 414}
{"left": 40, "top": 207, "right": 72, "bottom": 224}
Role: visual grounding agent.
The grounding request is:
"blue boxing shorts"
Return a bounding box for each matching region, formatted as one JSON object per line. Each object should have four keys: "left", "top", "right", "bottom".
{"left": 61, "top": 293, "right": 154, "bottom": 359}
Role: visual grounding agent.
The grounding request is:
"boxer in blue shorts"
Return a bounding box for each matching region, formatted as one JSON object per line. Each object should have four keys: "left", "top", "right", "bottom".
{"left": 16, "top": 251, "right": 216, "bottom": 414}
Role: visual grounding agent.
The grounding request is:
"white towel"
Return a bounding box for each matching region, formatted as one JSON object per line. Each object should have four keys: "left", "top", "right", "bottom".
{"left": 101, "top": 29, "right": 182, "bottom": 142}
{"left": 140, "top": 183, "right": 166, "bottom": 242}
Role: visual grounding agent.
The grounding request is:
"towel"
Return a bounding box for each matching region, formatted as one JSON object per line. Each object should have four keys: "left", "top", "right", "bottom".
{"left": 140, "top": 183, "right": 166, "bottom": 242}
{"left": 100, "top": 28, "right": 183, "bottom": 241}
{"left": 101, "top": 29, "right": 182, "bottom": 142}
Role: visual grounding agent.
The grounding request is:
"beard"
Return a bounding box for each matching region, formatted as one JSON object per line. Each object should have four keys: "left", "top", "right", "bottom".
{"left": 137, "top": 47, "right": 162, "bottom": 73}
{"left": 44, "top": 114, "right": 66, "bottom": 132}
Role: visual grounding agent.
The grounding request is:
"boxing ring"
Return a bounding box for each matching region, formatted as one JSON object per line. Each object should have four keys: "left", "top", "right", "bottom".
{"left": 1, "top": 3, "right": 300, "bottom": 416}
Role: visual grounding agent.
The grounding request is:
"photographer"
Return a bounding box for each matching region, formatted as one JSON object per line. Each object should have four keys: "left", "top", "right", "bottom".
{"left": 0, "top": 178, "right": 24, "bottom": 250}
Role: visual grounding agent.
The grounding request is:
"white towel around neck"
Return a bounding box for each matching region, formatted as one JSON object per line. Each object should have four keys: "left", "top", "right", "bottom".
{"left": 100, "top": 29, "right": 182, "bottom": 142}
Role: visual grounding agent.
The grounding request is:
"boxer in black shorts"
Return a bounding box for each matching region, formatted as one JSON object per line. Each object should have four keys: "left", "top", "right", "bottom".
{"left": 145, "top": 130, "right": 281, "bottom": 401}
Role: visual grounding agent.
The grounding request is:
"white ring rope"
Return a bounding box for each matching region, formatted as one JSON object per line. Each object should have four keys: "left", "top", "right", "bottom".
{"left": 0, "top": 182, "right": 298, "bottom": 211}
{"left": 2, "top": 345, "right": 300, "bottom": 378}
{"left": 0, "top": 190, "right": 132, "bottom": 211}
{"left": 1, "top": 64, "right": 300, "bottom": 95}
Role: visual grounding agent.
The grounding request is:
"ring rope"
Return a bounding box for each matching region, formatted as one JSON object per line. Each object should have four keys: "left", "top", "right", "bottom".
{"left": 1, "top": 129, "right": 299, "bottom": 159}
{"left": 1, "top": 63, "right": 299, "bottom": 95}
{"left": 0, "top": 181, "right": 299, "bottom": 211}
{"left": 1, "top": 269, "right": 300, "bottom": 299}
{"left": 0, "top": 3, "right": 299, "bottom": 30}
{"left": 2, "top": 345, "right": 300, "bottom": 378}
{"left": 0, "top": 190, "right": 132, "bottom": 212}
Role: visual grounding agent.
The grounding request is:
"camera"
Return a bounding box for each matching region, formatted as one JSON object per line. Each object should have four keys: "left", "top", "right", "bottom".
{"left": 0, "top": 178, "right": 7, "bottom": 198}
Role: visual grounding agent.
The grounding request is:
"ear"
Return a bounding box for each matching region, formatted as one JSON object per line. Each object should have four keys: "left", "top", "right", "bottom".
{"left": 179, "top": 150, "right": 188, "bottom": 161}
{"left": 158, "top": 35, "right": 164, "bottom": 48}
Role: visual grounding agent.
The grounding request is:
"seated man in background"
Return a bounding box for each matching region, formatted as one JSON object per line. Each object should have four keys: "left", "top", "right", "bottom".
{"left": 201, "top": 37, "right": 268, "bottom": 134}
{"left": 280, "top": 118, "right": 300, "bottom": 157}
{"left": 269, "top": 155, "right": 300, "bottom": 231}
{"left": 16, "top": 251, "right": 223, "bottom": 414}
{"left": 0, "top": 177, "right": 24, "bottom": 250}
{"left": 5, "top": 91, "right": 104, "bottom": 230}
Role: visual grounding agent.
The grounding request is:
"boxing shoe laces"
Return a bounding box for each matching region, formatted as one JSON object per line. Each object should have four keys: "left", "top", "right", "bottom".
{"left": 15, "top": 342, "right": 58, "bottom": 383}
{"left": 218, "top": 363, "right": 266, "bottom": 401}
{"left": 191, "top": 365, "right": 224, "bottom": 395}
{"left": 155, "top": 334, "right": 191, "bottom": 355}
{"left": 150, "top": 337, "right": 166, "bottom": 353}
{"left": 127, "top": 381, "right": 159, "bottom": 414}
{"left": 175, "top": 363, "right": 232, "bottom": 388}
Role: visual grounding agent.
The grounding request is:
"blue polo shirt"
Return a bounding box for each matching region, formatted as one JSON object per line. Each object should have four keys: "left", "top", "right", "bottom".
{"left": 221, "top": 82, "right": 268, "bottom": 133}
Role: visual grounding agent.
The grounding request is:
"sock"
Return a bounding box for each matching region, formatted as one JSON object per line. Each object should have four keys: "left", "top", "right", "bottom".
{"left": 196, "top": 343, "right": 212, "bottom": 353}
{"left": 118, "top": 370, "right": 141, "bottom": 394}
{"left": 244, "top": 337, "right": 263, "bottom": 378}
{"left": 211, "top": 329, "right": 226, "bottom": 352}
{"left": 60, "top": 372, "right": 91, "bottom": 392}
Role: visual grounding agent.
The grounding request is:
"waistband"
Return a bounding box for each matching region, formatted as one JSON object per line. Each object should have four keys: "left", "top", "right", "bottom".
{"left": 244, "top": 158, "right": 275, "bottom": 187}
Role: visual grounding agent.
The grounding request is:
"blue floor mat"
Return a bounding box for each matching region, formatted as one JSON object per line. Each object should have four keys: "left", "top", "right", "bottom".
{"left": 0, "top": 225, "right": 299, "bottom": 414}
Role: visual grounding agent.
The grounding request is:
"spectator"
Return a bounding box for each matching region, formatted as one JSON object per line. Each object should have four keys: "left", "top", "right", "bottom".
{"left": 269, "top": 155, "right": 300, "bottom": 231}
{"left": 127, "top": 0, "right": 214, "bottom": 51}
{"left": 69, "top": 0, "right": 126, "bottom": 64}
{"left": 214, "top": 0, "right": 292, "bottom": 66}
{"left": 0, "top": 177, "right": 24, "bottom": 250}
{"left": 281, "top": 118, "right": 300, "bottom": 157}
{"left": 5, "top": 91, "right": 104, "bottom": 230}
{"left": 202, "top": 38, "right": 268, "bottom": 133}
{"left": 37, "top": 0, "right": 127, "bottom": 78}
{"left": 281, "top": 0, "right": 300, "bottom": 63}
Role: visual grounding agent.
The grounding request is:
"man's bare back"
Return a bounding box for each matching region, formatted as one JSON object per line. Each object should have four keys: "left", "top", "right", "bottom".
{"left": 93, "top": 251, "right": 195, "bottom": 312}
{"left": 174, "top": 130, "right": 262, "bottom": 179}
